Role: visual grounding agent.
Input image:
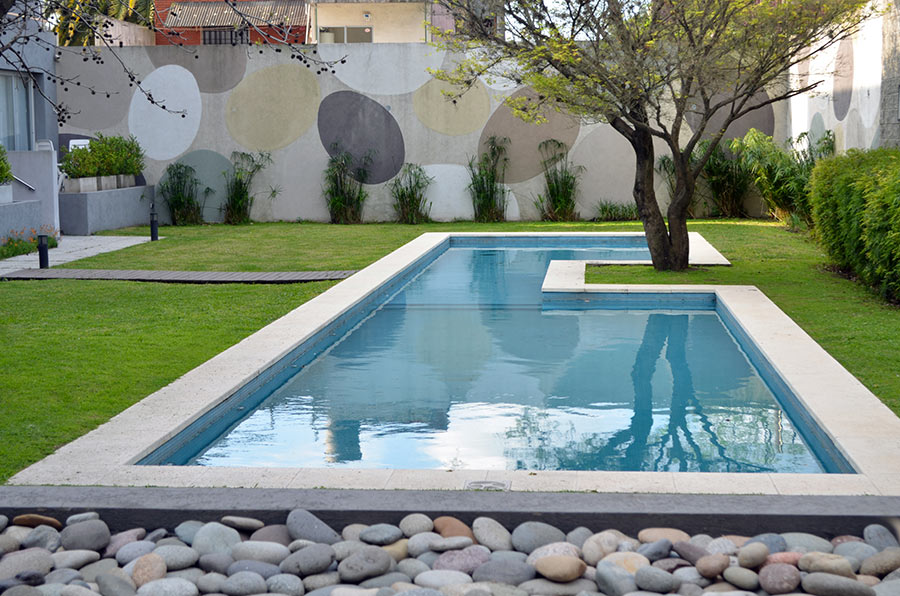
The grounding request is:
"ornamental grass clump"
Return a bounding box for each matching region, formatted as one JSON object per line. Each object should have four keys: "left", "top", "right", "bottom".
{"left": 697, "top": 140, "right": 753, "bottom": 218}
{"left": 158, "top": 162, "right": 207, "bottom": 225}
{"left": 468, "top": 135, "right": 509, "bottom": 222}
{"left": 595, "top": 200, "right": 640, "bottom": 221}
{"left": 223, "top": 151, "right": 278, "bottom": 225}
{"left": 535, "top": 139, "right": 583, "bottom": 221}
{"left": 0, "top": 145, "right": 13, "bottom": 184}
{"left": 324, "top": 147, "right": 371, "bottom": 224}
{"left": 390, "top": 163, "right": 433, "bottom": 224}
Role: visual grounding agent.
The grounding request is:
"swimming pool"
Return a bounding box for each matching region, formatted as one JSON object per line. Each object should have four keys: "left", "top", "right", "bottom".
{"left": 139, "top": 236, "right": 849, "bottom": 473}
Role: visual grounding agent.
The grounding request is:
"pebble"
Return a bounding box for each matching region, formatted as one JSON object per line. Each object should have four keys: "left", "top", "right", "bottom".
{"left": 470, "top": 560, "right": 534, "bottom": 585}
{"left": 634, "top": 564, "right": 678, "bottom": 593}
{"left": 54, "top": 549, "right": 102, "bottom": 569}
{"left": 173, "top": 522, "right": 203, "bottom": 547}
{"left": 333, "top": 541, "right": 365, "bottom": 562}
{"left": 517, "top": 578, "right": 595, "bottom": 595}
{"left": 802, "top": 571, "right": 877, "bottom": 595}
{"left": 338, "top": 547, "right": 393, "bottom": 583}
{"left": 153, "top": 545, "right": 199, "bottom": 571}
{"left": 220, "top": 517, "right": 264, "bottom": 533}
{"left": 46, "top": 568, "right": 83, "bottom": 584}
{"left": 524, "top": 542, "right": 580, "bottom": 565}
{"left": 722, "top": 566, "right": 758, "bottom": 590}
{"left": 80, "top": 559, "right": 119, "bottom": 582}
{"left": 600, "top": 551, "right": 649, "bottom": 574}
{"left": 287, "top": 511, "right": 341, "bottom": 546}
{"left": 637, "top": 528, "right": 690, "bottom": 544}
{"left": 837, "top": 541, "right": 880, "bottom": 562}
{"left": 303, "top": 571, "right": 340, "bottom": 591}
{"left": 341, "top": 526, "right": 368, "bottom": 543}
{"left": 866, "top": 526, "right": 900, "bottom": 552}
{"left": 758, "top": 562, "right": 801, "bottom": 594}
{"left": 230, "top": 541, "right": 291, "bottom": 565}
{"left": 359, "top": 526, "right": 403, "bottom": 547}
{"left": 510, "top": 523, "right": 565, "bottom": 554}
{"left": 653, "top": 558, "right": 692, "bottom": 572}
{"left": 132, "top": 554, "right": 167, "bottom": 588}
{"left": 21, "top": 526, "right": 61, "bottom": 552}
{"left": 581, "top": 532, "right": 620, "bottom": 566}
{"left": 96, "top": 572, "right": 137, "bottom": 596}
{"left": 267, "top": 573, "right": 305, "bottom": 596}
{"left": 252, "top": 526, "right": 293, "bottom": 547}
{"left": 13, "top": 516, "right": 62, "bottom": 531}
{"left": 198, "top": 552, "right": 234, "bottom": 574}
{"left": 706, "top": 537, "right": 739, "bottom": 556}
{"left": 471, "top": 519, "right": 511, "bottom": 553}
{"left": 0, "top": 548, "right": 54, "bottom": 580}
{"left": 413, "top": 570, "right": 472, "bottom": 589}
{"left": 798, "top": 552, "right": 856, "bottom": 578}
{"left": 430, "top": 538, "right": 472, "bottom": 553}
{"left": 737, "top": 542, "right": 770, "bottom": 568}
{"left": 192, "top": 523, "right": 242, "bottom": 557}
{"left": 432, "top": 547, "right": 490, "bottom": 574}
{"left": 673, "top": 541, "right": 709, "bottom": 565}
{"left": 396, "top": 559, "right": 429, "bottom": 581}
{"left": 782, "top": 533, "right": 834, "bottom": 554}
{"left": 407, "top": 534, "right": 440, "bottom": 558}
{"left": 747, "top": 533, "right": 787, "bottom": 554}
{"left": 281, "top": 544, "right": 337, "bottom": 576}
{"left": 136, "top": 578, "right": 198, "bottom": 596}
{"left": 222, "top": 571, "right": 267, "bottom": 596}
{"left": 636, "top": 538, "right": 672, "bottom": 562}
{"left": 594, "top": 561, "right": 637, "bottom": 596}
{"left": 696, "top": 553, "right": 730, "bottom": 579}
{"left": 196, "top": 572, "right": 227, "bottom": 593}
{"left": 673, "top": 566, "right": 711, "bottom": 588}
{"left": 398, "top": 515, "right": 432, "bottom": 539}
{"left": 431, "top": 518, "right": 474, "bottom": 542}
{"left": 61, "top": 521, "right": 111, "bottom": 552}
{"left": 862, "top": 548, "right": 900, "bottom": 577}
{"left": 0, "top": 535, "right": 19, "bottom": 555}
{"left": 226, "top": 559, "right": 281, "bottom": 579}
{"left": 533, "top": 555, "right": 586, "bottom": 583}
{"left": 382, "top": 539, "right": 408, "bottom": 562}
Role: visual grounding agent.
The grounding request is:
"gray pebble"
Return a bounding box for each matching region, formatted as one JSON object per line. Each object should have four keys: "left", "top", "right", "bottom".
{"left": 117, "top": 542, "right": 157, "bottom": 566}
{"left": 288, "top": 540, "right": 316, "bottom": 553}
{"left": 737, "top": 542, "right": 769, "bottom": 568}
{"left": 705, "top": 537, "right": 738, "bottom": 556}
{"left": 21, "top": 527, "right": 61, "bottom": 553}
{"left": 0, "top": 548, "right": 55, "bottom": 581}
{"left": 145, "top": 530, "right": 168, "bottom": 544}
{"left": 198, "top": 554, "right": 234, "bottom": 575}
{"left": 305, "top": 586, "right": 354, "bottom": 596}
{"left": 407, "top": 533, "right": 440, "bottom": 558}
{"left": 156, "top": 538, "right": 188, "bottom": 548}
{"left": 230, "top": 541, "right": 290, "bottom": 565}
{"left": 137, "top": 578, "right": 199, "bottom": 596}
{"left": 373, "top": 588, "right": 396, "bottom": 596}
{"left": 60, "top": 586, "right": 96, "bottom": 596}
{"left": 472, "top": 560, "right": 535, "bottom": 585}
{"left": 341, "top": 525, "right": 367, "bottom": 543}
{"left": 566, "top": 527, "right": 593, "bottom": 550}
{"left": 511, "top": 522, "right": 565, "bottom": 555}
{"left": 490, "top": 551, "right": 527, "bottom": 564}
{"left": 472, "top": 518, "right": 512, "bottom": 553}
{"left": 876, "top": 580, "right": 900, "bottom": 595}
{"left": 250, "top": 525, "right": 292, "bottom": 547}
{"left": 36, "top": 585, "right": 66, "bottom": 596}
{"left": 302, "top": 572, "right": 340, "bottom": 592}
{"left": 5, "top": 587, "right": 43, "bottom": 596}
{"left": 219, "top": 518, "right": 263, "bottom": 533}
{"left": 0, "top": 535, "right": 20, "bottom": 555}
{"left": 867, "top": 525, "right": 900, "bottom": 552}
{"left": 359, "top": 525, "right": 403, "bottom": 546}
{"left": 196, "top": 572, "right": 227, "bottom": 594}
{"left": 430, "top": 537, "right": 473, "bottom": 552}
{"left": 518, "top": 578, "right": 596, "bottom": 595}
{"left": 52, "top": 549, "right": 101, "bottom": 570}
{"left": 337, "top": 546, "right": 393, "bottom": 582}
{"left": 280, "top": 544, "right": 336, "bottom": 576}
{"left": 836, "top": 541, "right": 879, "bottom": 562}
{"left": 267, "top": 574, "right": 304, "bottom": 596}
{"left": 782, "top": 532, "right": 833, "bottom": 553}
{"left": 802, "top": 571, "right": 876, "bottom": 595}
{"left": 192, "top": 524, "right": 241, "bottom": 558}
{"left": 391, "top": 590, "right": 441, "bottom": 596}
{"left": 331, "top": 541, "right": 364, "bottom": 562}
{"left": 594, "top": 561, "right": 637, "bottom": 596}
{"left": 154, "top": 546, "right": 199, "bottom": 571}
{"left": 413, "top": 569, "right": 472, "bottom": 589}
{"left": 174, "top": 522, "right": 204, "bottom": 546}
{"left": 286, "top": 510, "right": 340, "bottom": 545}
{"left": 45, "top": 570, "right": 82, "bottom": 585}
{"left": 672, "top": 566, "right": 711, "bottom": 588}
{"left": 221, "top": 571, "right": 266, "bottom": 596}
{"left": 0, "top": 516, "right": 8, "bottom": 532}
{"left": 399, "top": 515, "right": 433, "bottom": 538}
{"left": 416, "top": 552, "right": 439, "bottom": 568}
{"left": 60, "top": 521, "right": 110, "bottom": 552}
{"left": 672, "top": 541, "right": 708, "bottom": 565}
{"left": 96, "top": 573, "right": 137, "bottom": 596}
{"left": 226, "top": 560, "right": 281, "bottom": 579}
{"left": 397, "top": 559, "right": 430, "bottom": 580}
{"left": 636, "top": 538, "right": 672, "bottom": 562}
{"left": 79, "top": 559, "right": 119, "bottom": 582}
{"left": 166, "top": 569, "right": 204, "bottom": 584}
{"left": 746, "top": 533, "right": 787, "bottom": 554}
{"left": 689, "top": 534, "right": 713, "bottom": 549}
{"left": 359, "top": 572, "right": 411, "bottom": 588}
{"left": 635, "top": 565, "right": 677, "bottom": 593}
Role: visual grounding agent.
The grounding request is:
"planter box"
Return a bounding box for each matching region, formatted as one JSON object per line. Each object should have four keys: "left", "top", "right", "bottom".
{"left": 59, "top": 185, "right": 159, "bottom": 235}
{"left": 117, "top": 174, "right": 136, "bottom": 189}
{"left": 63, "top": 176, "right": 98, "bottom": 193}
{"left": 0, "top": 184, "right": 11, "bottom": 204}
{"left": 97, "top": 175, "right": 117, "bottom": 191}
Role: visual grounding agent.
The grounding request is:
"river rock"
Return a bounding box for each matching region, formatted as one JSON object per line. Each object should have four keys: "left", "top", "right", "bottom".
{"left": 414, "top": 570, "right": 472, "bottom": 589}
{"left": 153, "top": 546, "right": 199, "bottom": 571}
{"left": 517, "top": 578, "right": 595, "bottom": 595}
{"left": 600, "top": 551, "right": 649, "bottom": 574}
{"left": 192, "top": 523, "right": 241, "bottom": 557}
{"left": 303, "top": 571, "right": 340, "bottom": 591}
{"left": 582, "top": 532, "right": 621, "bottom": 566}
{"left": 360, "top": 525, "right": 403, "bottom": 547}
{"left": 21, "top": 526, "right": 61, "bottom": 552}
{"left": 0, "top": 535, "right": 19, "bottom": 555}
{"left": 13, "top": 516, "right": 61, "bottom": 531}
{"left": 722, "top": 566, "right": 758, "bottom": 590}
{"left": 533, "top": 555, "right": 586, "bottom": 583}
{"left": 198, "top": 552, "right": 234, "bottom": 575}
{"left": 737, "top": 542, "right": 769, "bottom": 568}
{"left": 763, "top": 551, "right": 803, "bottom": 567}
{"left": 470, "top": 560, "right": 535, "bottom": 585}
{"left": 594, "top": 561, "right": 637, "bottom": 596}
{"left": 106, "top": 529, "right": 147, "bottom": 559}
{"left": 417, "top": 552, "right": 439, "bottom": 568}
{"left": 672, "top": 542, "right": 709, "bottom": 566}
{"left": 866, "top": 526, "right": 900, "bottom": 552}
{"left": 838, "top": 542, "right": 880, "bottom": 562}
{"left": 196, "top": 572, "right": 226, "bottom": 594}
{"left": 132, "top": 554, "right": 167, "bottom": 588}
{"left": 747, "top": 533, "right": 787, "bottom": 554}
{"left": 471, "top": 519, "right": 511, "bottom": 552}
{"left": 783, "top": 533, "right": 833, "bottom": 554}
{"left": 281, "top": 544, "right": 337, "bottom": 576}
{"left": 250, "top": 525, "right": 292, "bottom": 547}
{"left": 407, "top": 534, "right": 440, "bottom": 558}
{"left": 340, "top": 525, "right": 367, "bottom": 543}
{"left": 136, "top": 578, "right": 198, "bottom": 596}
{"left": 79, "top": 559, "right": 119, "bottom": 582}
{"left": 287, "top": 511, "right": 341, "bottom": 546}
{"left": 171, "top": 522, "right": 202, "bottom": 546}
{"left": 510, "top": 523, "right": 565, "bottom": 554}
{"left": 696, "top": 553, "right": 729, "bottom": 579}
{"left": 338, "top": 546, "right": 393, "bottom": 583}
{"left": 802, "top": 571, "right": 876, "bottom": 595}
{"left": 267, "top": 573, "right": 305, "bottom": 596}
{"left": 46, "top": 568, "right": 83, "bottom": 585}
{"left": 96, "top": 572, "right": 137, "bottom": 596}
{"left": 53, "top": 549, "right": 101, "bottom": 570}
{"left": 431, "top": 537, "right": 473, "bottom": 553}
{"left": 433, "top": 546, "right": 490, "bottom": 574}
{"left": 222, "top": 571, "right": 267, "bottom": 596}
{"left": 0, "top": 548, "right": 54, "bottom": 580}
{"left": 525, "top": 542, "right": 580, "bottom": 565}
{"left": 60, "top": 521, "right": 110, "bottom": 552}
{"left": 862, "top": 548, "right": 900, "bottom": 577}
{"left": 230, "top": 540, "right": 290, "bottom": 565}
{"left": 398, "top": 515, "right": 432, "bottom": 539}
{"left": 637, "top": 538, "right": 672, "bottom": 562}
{"left": 634, "top": 565, "right": 678, "bottom": 593}
{"left": 116, "top": 542, "right": 156, "bottom": 566}
{"left": 220, "top": 517, "right": 264, "bottom": 533}
{"left": 673, "top": 566, "right": 712, "bottom": 588}
{"left": 60, "top": 587, "right": 97, "bottom": 596}
{"left": 706, "top": 537, "right": 738, "bottom": 556}
{"left": 653, "top": 558, "right": 692, "bottom": 572}
{"left": 333, "top": 541, "right": 366, "bottom": 562}
{"left": 638, "top": 528, "right": 690, "bottom": 544}
{"left": 382, "top": 539, "right": 408, "bottom": 562}
{"left": 875, "top": 580, "right": 900, "bottom": 596}
{"left": 226, "top": 559, "right": 281, "bottom": 579}
{"left": 396, "top": 559, "right": 430, "bottom": 581}
{"left": 359, "top": 572, "right": 411, "bottom": 589}
{"left": 432, "top": 518, "right": 474, "bottom": 542}
{"left": 799, "top": 552, "right": 856, "bottom": 578}
{"left": 758, "top": 563, "right": 801, "bottom": 594}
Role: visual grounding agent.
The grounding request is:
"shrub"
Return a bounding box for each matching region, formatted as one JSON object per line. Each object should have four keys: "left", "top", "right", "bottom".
{"left": 60, "top": 134, "right": 145, "bottom": 178}
{"left": 535, "top": 139, "right": 583, "bottom": 221}
{"left": 323, "top": 147, "right": 371, "bottom": 224}
{"left": 390, "top": 163, "right": 433, "bottom": 224}
{"left": 60, "top": 145, "right": 99, "bottom": 178}
{"left": 697, "top": 140, "right": 753, "bottom": 218}
{"left": 0, "top": 145, "right": 13, "bottom": 184}
{"left": 0, "top": 225, "right": 58, "bottom": 259}
{"left": 655, "top": 152, "right": 706, "bottom": 217}
{"left": 595, "top": 200, "right": 640, "bottom": 221}
{"left": 158, "top": 162, "right": 206, "bottom": 225}
{"left": 809, "top": 148, "right": 900, "bottom": 301}
{"left": 468, "top": 136, "right": 509, "bottom": 222}
{"left": 223, "top": 152, "right": 278, "bottom": 225}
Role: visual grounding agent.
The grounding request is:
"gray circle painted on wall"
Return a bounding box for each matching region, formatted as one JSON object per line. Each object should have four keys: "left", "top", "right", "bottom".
{"left": 317, "top": 91, "right": 405, "bottom": 185}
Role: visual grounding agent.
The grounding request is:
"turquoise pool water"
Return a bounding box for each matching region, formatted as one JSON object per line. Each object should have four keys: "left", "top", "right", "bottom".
{"left": 144, "top": 237, "right": 848, "bottom": 473}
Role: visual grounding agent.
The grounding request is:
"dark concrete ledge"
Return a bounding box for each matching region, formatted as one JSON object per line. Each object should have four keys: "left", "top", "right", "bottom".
{"left": 2, "top": 487, "right": 900, "bottom": 537}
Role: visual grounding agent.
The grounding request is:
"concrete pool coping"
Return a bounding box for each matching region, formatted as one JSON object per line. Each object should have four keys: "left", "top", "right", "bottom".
{"left": 11, "top": 232, "right": 900, "bottom": 496}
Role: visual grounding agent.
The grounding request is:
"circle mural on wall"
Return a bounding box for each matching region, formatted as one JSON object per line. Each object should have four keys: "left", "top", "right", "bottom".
{"left": 685, "top": 91, "right": 774, "bottom": 140}
{"left": 149, "top": 46, "right": 248, "bottom": 94}
{"left": 808, "top": 112, "right": 826, "bottom": 146}
{"left": 832, "top": 39, "right": 853, "bottom": 122}
{"left": 226, "top": 64, "right": 320, "bottom": 152}
{"left": 128, "top": 64, "right": 202, "bottom": 161}
{"left": 478, "top": 88, "right": 580, "bottom": 184}
{"left": 175, "top": 150, "right": 234, "bottom": 222}
{"left": 413, "top": 78, "right": 491, "bottom": 136}
{"left": 318, "top": 91, "right": 405, "bottom": 185}
{"left": 317, "top": 45, "right": 445, "bottom": 96}
{"left": 854, "top": 18, "right": 882, "bottom": 128}
{"left": 57, "top": 51, "right": 134, "bottom": 131}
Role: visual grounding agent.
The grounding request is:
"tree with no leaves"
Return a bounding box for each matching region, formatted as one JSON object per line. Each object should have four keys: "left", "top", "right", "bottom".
{"left": 435, "top": 0, "right": 875, "bottom": 269}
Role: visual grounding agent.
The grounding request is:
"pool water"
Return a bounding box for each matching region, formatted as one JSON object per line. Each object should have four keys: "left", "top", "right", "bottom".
{"left": 168, "top": 239, "right": 831, "bottom": 473}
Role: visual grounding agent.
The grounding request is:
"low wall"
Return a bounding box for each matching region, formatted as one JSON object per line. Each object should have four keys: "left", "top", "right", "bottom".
{"left": 0, "top": 200, "right": 42, "bottom": 239}
{"left": 59, "top": 186, "right": 157, "bottom": 236}
{"left": 7, "top": 149, "right": 59, "bottom": 233}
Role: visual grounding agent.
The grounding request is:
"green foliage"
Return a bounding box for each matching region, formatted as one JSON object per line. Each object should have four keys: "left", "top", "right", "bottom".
{"left": 535, "top": 139, "right": 583, "bottom": 221}
{"left": 655, "top": 152, "right": 704, "bottom": 218}
{"left": 468, "top": 136, "right": 509, "bottom": 223}
{"left": 158, "top": 162, "right": 206, "bottom": 226}
{"left": 0, "top": 226, "right": 59, "bottom": 259}
{"left": 51, "top": 0, "right": 154, "bottom": 46}
{"left": 390, "top": 163, "right": 433, "bottom": 224}
{"left": 0, "top": 145, "right": 13, "bottom": 185}
{"left": 810, "top": 148, "right": 900, "bottom": 302}
{"left": 323, "top": 147, "right": 371, "bottom": 224}
{"left": 595, "top": 201, "right": 640, "bottom": 221}
{"left": 223, "top": 152, "right": 277, "bottom": 225}
{"left": 697, "top": 140, "right": 753, "bottom": 218}
{"left": 60, "top": 134, "right": 145, "bottom": 178}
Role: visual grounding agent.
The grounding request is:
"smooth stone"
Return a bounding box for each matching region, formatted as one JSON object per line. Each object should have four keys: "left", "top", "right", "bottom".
{"left": 431, "top": 519, "right": 474, "bottom": 543}
{"left": 634, "top": 565, "right": 678, "bottom": 593}
{"left": 192, "top": 525, "right": 242, "bottom": 558}
{"left": 696, "top": 554, "right": 730, "bottom": 579}
{"left": 0, "top": 548, "right": 54, "bottom": 581}
{"left": 471, "top": 560, "right": 535, "bottom": 585}
{"left": 137, "top": 578, "right": 199, "bottom": 596}
{"left": 154, "top": 546, "right": 200, "bottom": 571}
{"left": 382, "top": 539, "right": 408, "bottom": 562}
{"left": 157, "top": 539, "right": 188, "bottom": 548}
{"left": 722, "top": 567, "right": 758, "bottom": 590}
{"left": 859, "top": 575, "right": 881, "bottom": 586}
{"left": 14, "top": 572, "right": 45, "bottom": 587}
{"left": 636, "top": 539, "right": 672, "bottom": 563}
{"left": 305, "top": 585, "right": 354, "bottom": 596}
{"left": 399, "top": 516, "right": 433, "bottom": 539}
{"left": 838, "top": 543, "right": 880, "bottom": 562}
{"left": 60, "top": 521, "right": 111, "bottom": 552}
{"left": 106, "top": 529, "right": 148, "bottom": 559}
{"left": 802, "top": 571, "right": 876, "bottom": 596}
{"left": 199, "top": 554, "right": 234, "bottom": 575}
{"left": 303, "top": 572, "right": 340, "bottom": 591}
{"left": 250, "top": 526, "right": 292, "bottom": 547}
{"left": 226, "top": 560, "right": 281, "bottom": 579}
{"left": 672, "top": 542, "right": 709, "bottom": 566}
{"left": 416, "top": 552, "right": 439, "bottom": 568}
{"left": 117, "top": 542, "right": 158, "bottom": 566}
{"left": 290, "top": 540, "right": 317, "bottom": 553}
{"left": 60, "top": 587, "right": 96, "bottom": 596}
{"left": 334, "top": 542, "right": 366, "bottom": 562}
{"left": 758, "top": 563, "right": 801, "bottom": 594}
{"left": 638, "top": 528, "right": 690, "bottom": 545}
{"left": 594, "top": 562, "right": 637, "bottom": 596}
{"left": 566, "top": 528, "right": 593, "bottom": 550}
{"left": 799, "top": 552, "right": 855, "bottom": 578}
{"left": 132, "top": 554, "right": 168, "bottom": 588}
{"left": 360, "top": 526, "right": 404, "bottom": 547}
{"left": 884, "top": 567, "right": 900, "bottom": 582}
{"left": 221, "top": 571, "right": 266, "bottom": 596}
{"left": 267, "top": 574, "right": 305, "bottom": 596}
{"left": 396, "top": 560, "right": 430, "bottom": 581}
{"left": 511, "top": 523, "right": 565, "bottom": 555}
{"left": 534, "top": 556, "right": 586, "bottom": 583}
{"left": 287, "top": 511, "right": 340, "bottom": 546}
{"left": 430, "top": 538, "right": 472, "bottom": 553}
{"left": 22, "top": 527, "right": 61, "bottom": 552}
{"left": 220, "top": 518, "right": 263, "bottom": 533}
{"left": 600, "top": 552, "right": 649, "bottom": 574}
{"left": 706, "top": 538, "right": 738, "bottom": 556}
{"left": 746, "top": 534, "right": 786, "bottom": 554}
{"left": 388, "top": 591, "right": 440, "bottom": 596}
{"left": 764, "top": 552, "right": 803, "bottom": 567}
{"left": 866, "top": 526, "right": 900, "bottom": 552}
{"left": 146, "top": 531, "right": 168, "bottom": 544}
{"left": 173, "top": 523, "right": 204, "bottom": 547}
{"left": 46, "top": 570, "right": 82, "bottom": 585}
{"left": 13, "top": 516, "right": 62, "bottom": 531}
{"left": 616, "top": 538, "right": 641, "bottom": 553}
{"left": 6, "top": 589, "right": 44, "bottom": 596}
{"left": 862, "top": 548, "right": 900, "bottom": 577}
{"left": 491, "top": 551, "right": 528, "bottom": 564}
{"left": 834, "top": 536, "right": 866, "bottom": 546}
{"left": 471, "top": 519, "right": 512, "bottom": 553}
{"left": 0, "top": 516, "right": 6, "bottom": 532}
{"left": 0, "top": 535, "right": 20, "bottom": 554}
{"left": 166, "top": 569, "right": 203, "bottom": 584}
{"left": 433, "top": 546, "right": 490, "bottom": 575}
{"left": 582, "top": 532, "right": 621, "bottom": 566}
{"left": 413, "top": 570, "right": 472, "bottom": 589}
{"left": 737, "top": 542, "right": 769, "bottom": 568}
{"left": 4, "top": 528, "right": 33, "bottom": 543}
{"left": 79, "top": 559, "right": 119, "bottom": 583}
{"left": 63, "top": 514, "right": 98, "bottom": 527}
{"left": 197, "top": 572, "right": 227, "bottom": 594}
{"left": 230, "top": 541, "right": 290, "bottom": 565}
{"left": 338, "top": 546, "right": 393, "bottom": 583}
{"left": 359, "top": 573, "right": 412, "bottom": 589}
{"left": 97, "top": 573, "right": 137, "bottom": 596}
{"left": 407, "top": 534, "right": 441, "bottom": 558}
{"left": 281, "top": 544, "right": 337, "bottom": 576}
{"left": 516, "top": 578, "right": 595, "bottom": 595}
{"left": 526, "top": 543, "right": 580, "bottom": 565}
{"left": 689, "top": 534, "right": 713, "bottom": 549}
{"left": 342, "top": 526, "right": 368, "bottom": 543}
{"left": 782, "top": 533, "right": 833, "bottom": 554}
{"left": 672, "top": 567, "right": 711, "bottom": 588}
{"left": 876, "top": 580, "right": 900, "bottom": 595}
{"left": 53, "top": 549, "right": 101, "bottom": 570}
{"left": 653, "top": 558, "right": 692, "bottom": 573}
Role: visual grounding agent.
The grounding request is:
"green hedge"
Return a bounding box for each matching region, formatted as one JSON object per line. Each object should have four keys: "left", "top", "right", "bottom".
{"left": 810, "top": 148, "right": 900, "bottom": 301}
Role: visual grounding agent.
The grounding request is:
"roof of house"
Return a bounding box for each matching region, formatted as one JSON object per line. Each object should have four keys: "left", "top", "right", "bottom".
{"left": 163, "top": 0, "right": 308, "bottom": 28}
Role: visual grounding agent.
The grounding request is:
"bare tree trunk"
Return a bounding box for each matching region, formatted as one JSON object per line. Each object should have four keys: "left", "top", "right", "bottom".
{"left": 665, "top": 153, "right": 694, "bottom": 271}
{"left": 630, "top": 127, "right": 673, "bottom": 270}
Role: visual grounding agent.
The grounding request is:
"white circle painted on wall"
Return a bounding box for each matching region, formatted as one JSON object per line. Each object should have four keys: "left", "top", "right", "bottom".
{"left": 317, "top": 44, "right": 446, "bottom": 96}
{"left": 128, "top": 65, "right": 202, "bottom": 161}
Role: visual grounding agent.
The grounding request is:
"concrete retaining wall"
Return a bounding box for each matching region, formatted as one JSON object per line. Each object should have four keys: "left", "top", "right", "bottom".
{"left": 0, "top": 200, "right": 42, "bottom": 239}
{"left": 58, "top": 186, "right": 157, "bottom": 235}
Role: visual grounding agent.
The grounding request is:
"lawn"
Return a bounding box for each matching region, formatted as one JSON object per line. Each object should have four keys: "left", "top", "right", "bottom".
{"left": 2, "top": 220, "right": 897, "bottom": 483}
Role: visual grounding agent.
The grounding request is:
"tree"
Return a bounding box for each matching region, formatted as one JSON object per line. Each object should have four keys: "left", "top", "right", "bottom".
{"left": 434, "top": 0, "right": 875, "bottom": 269}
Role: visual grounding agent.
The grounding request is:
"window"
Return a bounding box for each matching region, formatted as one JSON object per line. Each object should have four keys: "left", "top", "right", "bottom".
{"left": 320, "top": 26, "right": 372, "bottom": 43}
{"left": 202, "top": 27, "right": 249, "bottom": 45}
{"left": 0, "top": 72, "right": 34, "bottom": 151}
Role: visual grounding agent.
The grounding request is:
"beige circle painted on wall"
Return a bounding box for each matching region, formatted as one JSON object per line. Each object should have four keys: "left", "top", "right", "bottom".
{"left": 226, "top": 65, "right": 319, "bottom": 151}
{"left": 413, "top": 78, "right": 491, "bottom": 136}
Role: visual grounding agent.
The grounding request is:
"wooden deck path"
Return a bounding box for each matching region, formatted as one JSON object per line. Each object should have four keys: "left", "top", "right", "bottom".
{"left": 1, "top": 269, "right": 357, "bottom": 284}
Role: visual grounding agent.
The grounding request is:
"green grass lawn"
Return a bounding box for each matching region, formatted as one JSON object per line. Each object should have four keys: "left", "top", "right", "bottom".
{"left": 2, "top": 220, "right": 897, "bottom": 483}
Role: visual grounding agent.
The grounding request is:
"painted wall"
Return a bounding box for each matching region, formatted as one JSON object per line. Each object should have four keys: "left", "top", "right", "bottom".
{"left": 314, "top": 3, "right": 427, "bottom": 43}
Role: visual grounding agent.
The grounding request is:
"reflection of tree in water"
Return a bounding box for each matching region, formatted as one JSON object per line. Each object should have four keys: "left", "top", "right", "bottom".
{"left": 503, "top": 314, "right": 796, "bottom": 472}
